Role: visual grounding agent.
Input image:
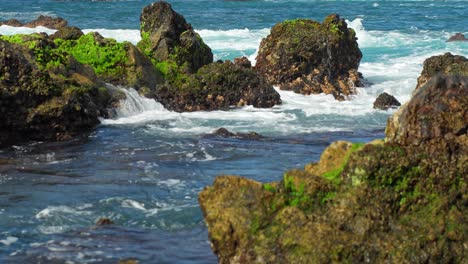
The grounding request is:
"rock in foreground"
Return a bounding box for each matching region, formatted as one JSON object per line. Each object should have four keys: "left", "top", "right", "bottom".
{"left": 255, "top": 14, "right": 363, "bottom": 100}
{"left": 199, "top": 75, "right": 467, "bottom": 263}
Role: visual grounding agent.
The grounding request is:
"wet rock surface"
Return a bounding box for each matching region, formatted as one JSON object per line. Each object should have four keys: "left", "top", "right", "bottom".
{"left": 255, "top": 14, "right": 363, "bottom": 100}
{"left": 373, "top": 92, "right": 401, "bottom": 110}
{"left": 204, "top": 128, "right": 264, "bottom": 140}
{"left": 446, "top": 33, "right": 468, "bottom": 42}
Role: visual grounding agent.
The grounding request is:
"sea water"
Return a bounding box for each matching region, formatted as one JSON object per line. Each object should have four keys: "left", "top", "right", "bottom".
{"left": 0, "top": 0, "right": 467, "bottom": 262}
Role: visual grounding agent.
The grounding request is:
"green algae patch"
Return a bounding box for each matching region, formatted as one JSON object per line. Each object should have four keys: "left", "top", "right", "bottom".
{"left": 54, "top": 33, "right": 128, "bottom": 77}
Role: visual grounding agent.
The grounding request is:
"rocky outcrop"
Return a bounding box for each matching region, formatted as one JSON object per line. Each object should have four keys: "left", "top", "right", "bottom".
{"left": 137, "top": 1, "right": 212, "bottom": 74}
{"left": 0, "top": 15, "right": 67, "bottom": 29}
{"left": 199, "top": 74, "right": 467, "bottom": 263}
{"left": 415, "top": 52, "right": 468, "bottom": 90}
{"left": 204, "top": 128, "right": 264, "bottom": 140}
{"left": 255, "top": 14, "right": 363, "bottom": 101}
{"left": 233, "top": 57, "right": 252, "bottom": 68}
{"left": 50, "top": 26, "right": 84, "bottom": 40}
{"left": 447, "top": 33, "right": 468, "bottom": 42}
{"left": 0, "top": 39, "right": 115, "bottom": 146}
{"left": 373, "top": 92, "right": 401, "bottom": 110}
{"left": 155, "top": 61, "right": 281, "bottom": 112}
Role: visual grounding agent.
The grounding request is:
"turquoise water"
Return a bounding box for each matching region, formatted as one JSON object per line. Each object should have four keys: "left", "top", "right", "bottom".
{"left": 0, "top": 0, "right": 467, "bottom": 263}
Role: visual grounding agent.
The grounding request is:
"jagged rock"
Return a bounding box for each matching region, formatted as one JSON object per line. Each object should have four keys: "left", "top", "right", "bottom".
{"left": 199, "top": 73, "right": 467, "bottom": 262}
{"left": 50, "top": 26, "right": 84, "bottom": 40}
{"left": 233, "top": 56, "right": 252, "bottom": 68}
{"left": 446, "top": 33, "right": 468, "bottom": 42}
{"left": 255, "top": 14, "right": 363, "bottom": 100}
{"left": 373, "top": 92, "right": 401, "bottom": 110}
{"left": 415, "top": 52, "right": 468, "bottom": 90}
{"left": 205, "top": 128, "right": 264, "bottom": 140}
{"left": 137, "top": 1, "right": 212, "bottom": 74}
{"left": 386, "top": 74, "right": 467, "bottom": 149}
{"left": 155, "top": 61, "right": 281, "bottom": 112}
{"left": 0, "top": 38, "right": 115, "bottom": 146}
{"left": 0, "top": 15, "right": 68, "bottom": 29}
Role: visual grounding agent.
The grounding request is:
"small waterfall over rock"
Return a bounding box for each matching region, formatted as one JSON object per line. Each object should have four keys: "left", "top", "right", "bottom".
{"left": 109, "top": 85, "right": 165, "bottom": 118}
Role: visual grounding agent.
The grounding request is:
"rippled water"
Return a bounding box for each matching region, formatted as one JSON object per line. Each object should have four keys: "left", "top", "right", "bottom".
{"left": 0, "top": 0, "right": 467, "bottom": 262}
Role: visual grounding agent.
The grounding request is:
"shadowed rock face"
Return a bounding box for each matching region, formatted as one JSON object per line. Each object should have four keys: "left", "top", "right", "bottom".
{"left": 255, "top": 14, "right": 363, "bottom": 101}
{"left": 199, "top": 73, "right": 467, "bottom": 263}
{"left": 373, "top": 92, "right": 401, "bottom": 110}
{"left": 137, "top": 1, "right": 213, "bottom": 74}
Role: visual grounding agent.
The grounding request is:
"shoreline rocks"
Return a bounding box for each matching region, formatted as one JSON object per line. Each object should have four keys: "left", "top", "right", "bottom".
{"left": 199, "top": 71, "right": 467, "bottom": 262}
{"left": 415, "top": 52, "right": 468, "bottom": 90}
{"left": 0, "top": 15, "right": 68, "bottom": 29}
{"left": 255, "top": 14, "right": 363, "bottom": 101}
{"left": 446, "top": 33, "right": 468, "bottom": 42}
{"left": 204, "top": 128, "right": 264, "bottom": 140}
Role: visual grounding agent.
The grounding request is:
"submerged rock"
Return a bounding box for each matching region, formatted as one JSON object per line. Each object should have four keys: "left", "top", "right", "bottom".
{"left": 137, "top": 1, "right": 212, "bottom": 74}
{"left": 255, "top": 14, "right": 363, "bottom": 100}
{"left": 155, "top": 61, "right": 281, "bottom": 112}
{"left": 205, "top": 128, "right": 264, "bottom": 140}
{"left": 446, "top": 33, "right": 468, "bottom": 42}
{"left": 96, "top": 217, "right": 115, "bottom": 225}
{"left": 199, "top": 73, "right": 467, "bottom": 263}
{"left": 415, "top": 52, "right": 468, "bottom": 90}
{"left": 0, "top": 15, "right": 68, "bottom": 29}
{"left": 373, "top": 92, "right": 401, "bottom": 110}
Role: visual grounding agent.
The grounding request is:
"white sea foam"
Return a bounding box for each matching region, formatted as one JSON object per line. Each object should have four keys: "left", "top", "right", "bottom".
{"left": 0, "top": 236, "right": 18, "bottom": 246}
{"left": 0, "top": 25, "right": 56, "bottom": 35}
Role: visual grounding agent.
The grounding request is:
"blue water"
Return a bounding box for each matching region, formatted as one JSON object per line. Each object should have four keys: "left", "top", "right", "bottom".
{"left": 0, "top": 0, "right": 467, "bottom": 263}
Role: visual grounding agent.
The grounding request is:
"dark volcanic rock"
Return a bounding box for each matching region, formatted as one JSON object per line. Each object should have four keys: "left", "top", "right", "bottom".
{"left": 96, "top": 217, "right": 115, "bottom": 225}
{"left": 0, "top": 15, "right": 68, "bottom": 29}
{"left": 50, "top": 26, "right": 84, "bottom": 40}
{"left": 415, "top": 52, "right": 468, "bottom": 90}
{"left": 446, "top": 33, "right": 468, "bottom": 42}
{"left": 255, "top": 14, "right": 363, "bottom": 100}
{"left": 373, "top": 92, "right": 401, "bottom": 110}
{"left": 155, "top": 61, "right": 281, "bottom": 112}
{"left": 205, "top": 128, "right": 264, "bottom": 140}
{"left": 137, "top": 1, "right": 212, "bottom": 74}
{"left": 0, "top": 38, "right": 115, "bottom": 146}
{"left": 199, "top": 73, "right": 467, "bottom": 263}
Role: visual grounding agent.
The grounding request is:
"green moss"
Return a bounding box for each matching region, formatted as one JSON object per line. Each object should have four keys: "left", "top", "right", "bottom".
{"left": 263, "top": 183, "right": 276, "bottom": 193}
{"left": 322, "top": 143, "right": 364, "bottom": 184}
{"left": 283, "top": 173, "right": 310, "bottom": 208}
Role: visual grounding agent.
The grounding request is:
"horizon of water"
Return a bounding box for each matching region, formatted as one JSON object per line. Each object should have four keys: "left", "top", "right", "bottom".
{"left": 0, "top": 0, "right": 467, "bottom": 263}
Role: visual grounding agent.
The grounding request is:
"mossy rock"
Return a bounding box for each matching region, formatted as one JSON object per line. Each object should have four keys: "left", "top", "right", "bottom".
{"left": 255, "top": 14, "right": 363, "bottom": 100}
{"left": 415, "top": 52, "right": 468, "bottom": 90}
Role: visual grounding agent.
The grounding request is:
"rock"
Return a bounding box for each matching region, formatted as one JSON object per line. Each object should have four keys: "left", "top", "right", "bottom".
{"left": 233, "top": 56, "right": 251, "bottom": 68}
{"left": 199, "top": 72, "right": 467, "bottom": 262}
{"left": 96, "top": 217, "right": 115, "bottom": 225}
{"left": 0, "top": 37, "right": 115, "bottom": 146}
{"left": 50, "top": 26, "right": 84, "bottom": 40}
{"left": 446, "top": 33, "right": 468, "bottom": 42}
{"left": 155, "top": 61, "right": 281, "bottom": 112}
{"left": 415, "top": 52, "right": 468, "bottom": 90}
{"left": 205, "top": 128, "right": 264, "bottom": 140}
{"left": 255, "top": 14, "right": 363, "bottom": 100}
{"left": 1, "top": 15, "right": 68, "bottom": 29}
{"left": 137, "top": 1, "right": 212, "bottom": 74}
{"left": 386, "top": 74, "right": 467, "bottom": 149}
{"left": 373, "top": 92, "right": 401, "bottom": 110}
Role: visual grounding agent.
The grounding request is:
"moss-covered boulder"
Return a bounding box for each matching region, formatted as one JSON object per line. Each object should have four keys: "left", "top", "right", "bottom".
{"left": 415, "top": 52, "right": 468, "bottom": 90}
{"left": 0, "top": 38, "right": 114, "bottom": 145}
{"left": 155, "top": 61, "right": 281, "bottom": 112}
{"left": 199, "top": 75, "right": 467, "bottom": 263}
{"left": 137, "top": 1, "right": 213, "bottom": 74}
{"left": 255, "top": 14, "right": 363, "bottom": 100}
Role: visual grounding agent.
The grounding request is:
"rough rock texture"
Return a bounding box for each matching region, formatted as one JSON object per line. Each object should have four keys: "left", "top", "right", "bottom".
{"left": 373, "top": 92, "right": 401, "bottom": 110}
{"left": 415, "top": 52, "right": 468, "bottom": 90}
{"left": 0, "top": 39, "right": 114, "bottom": 146}
{"left": 447, "top": 33, "right": 468, "bottom": 42}
{"left": 255, "top": 14, "right": 363, "bottom": 100}
{"left": 0, "top": 15, "right": 68, "bottom": 29}
{"left": 233, "top": 57, "right": 252, "bottom": 68}
{"left": 204, "top": 128, "right": 264, "bottom": 140}
{"left": 155, "top": 61, "right": 281, "bottom": 112}
{"left": 199, "top": 75, "right": 467, "bottom": 263}
{"left": 137, "top": 1, "right": 212, "bottom": 74}
{"left": 50, "top": 26, "right": 84, "bottom": 41}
